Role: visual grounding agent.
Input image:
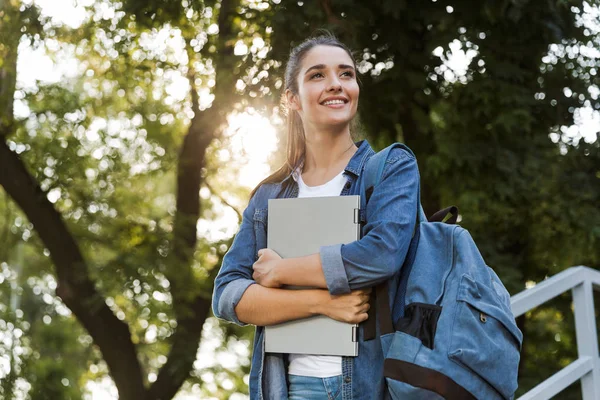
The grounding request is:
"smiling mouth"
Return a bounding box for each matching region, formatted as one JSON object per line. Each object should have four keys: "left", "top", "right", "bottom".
{"left": 321, "top": 99, "right": 347, "bottom": 106}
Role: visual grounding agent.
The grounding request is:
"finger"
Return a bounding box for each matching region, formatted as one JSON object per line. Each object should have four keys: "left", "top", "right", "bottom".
{"left": 358, "top": 293, "right": 370, "bottom": 304}
{"left": 353, "top": 303, "right": 369, "bottom": 314}
{"left": 354, "top": 289, "right": 371, "bottom": 298}
{"left": 257, "top": 249, "right": 264, "bottom": 258}
{"left": 350, "top": 312, "right": 369, "bottom": 324}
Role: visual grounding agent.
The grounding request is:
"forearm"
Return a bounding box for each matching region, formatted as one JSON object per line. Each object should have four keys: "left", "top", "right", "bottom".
{"left": 275, "top": 253, "right": 328, "bottom": 288}
{"left": 235, "top": 284, "right": 327, "bottom": 326}
{"left": 318, "top": 151, "right": 419, "bottom": 294}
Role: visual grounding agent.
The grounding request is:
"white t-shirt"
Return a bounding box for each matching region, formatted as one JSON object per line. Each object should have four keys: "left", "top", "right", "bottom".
{"left": 288, "top": 169, "right": 348, "bottom": 378}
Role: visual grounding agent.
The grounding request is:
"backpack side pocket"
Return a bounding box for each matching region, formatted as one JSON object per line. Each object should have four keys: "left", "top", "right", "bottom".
{"left": 449, "top": 274, "right": 522, "bottom": 399}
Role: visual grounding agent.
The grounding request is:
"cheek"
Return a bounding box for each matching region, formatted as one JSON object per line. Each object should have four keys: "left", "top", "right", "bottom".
{"left": 349, "top": 82, "right": 360, "bottom": 99}
{"left": 297, "top": 86, "right": 318, "bottom": 107}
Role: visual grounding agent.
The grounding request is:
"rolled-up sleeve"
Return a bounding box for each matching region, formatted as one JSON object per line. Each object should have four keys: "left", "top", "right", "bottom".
{"left": 320, "top": 243, "right": 350, "bottom": 294}
{"left": 212, "top": 191, "right": 260, "bottom": 326}
{"left": 320, "top": 149, "right": 419, "bottom": 295}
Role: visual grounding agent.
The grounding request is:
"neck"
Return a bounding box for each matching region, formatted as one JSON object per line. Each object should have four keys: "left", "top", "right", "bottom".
{"left": 302, "top": 124, "right": 357, "bottom": 174}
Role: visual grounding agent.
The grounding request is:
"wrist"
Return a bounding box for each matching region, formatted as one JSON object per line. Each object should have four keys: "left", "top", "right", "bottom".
{"left": 310, "top": 290, "right": 330, "bottom": 316}
{"left": 274, "top": 259, "right": 289, "bottom": 286}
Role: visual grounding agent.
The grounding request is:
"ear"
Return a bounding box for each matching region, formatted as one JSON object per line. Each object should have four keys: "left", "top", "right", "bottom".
{"left": 285, "top": 89, "right": 301, "bottom": 111}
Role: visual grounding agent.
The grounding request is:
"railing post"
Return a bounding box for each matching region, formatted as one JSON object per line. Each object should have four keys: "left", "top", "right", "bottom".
{"left": 572, "top": 278, "right": 600, "bottom": 400}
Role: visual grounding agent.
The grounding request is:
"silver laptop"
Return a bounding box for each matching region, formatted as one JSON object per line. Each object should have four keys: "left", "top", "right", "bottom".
{"left": 264, "top": 195, "right": 361, "bottom": 356}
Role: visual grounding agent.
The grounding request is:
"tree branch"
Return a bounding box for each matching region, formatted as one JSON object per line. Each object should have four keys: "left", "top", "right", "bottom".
{"left": 318, "top": 0, "right": 342, "bottom": 25}
{"left": 0, "top": 141, "right": 147, "bottom": 400}
{"left": 205, "top": 180, "right": 243, "bottom": 222}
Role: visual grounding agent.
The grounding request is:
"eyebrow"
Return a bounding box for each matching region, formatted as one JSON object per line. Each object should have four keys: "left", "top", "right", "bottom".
{"left": 304, "top": 64, "right": 355, "bottom": 75}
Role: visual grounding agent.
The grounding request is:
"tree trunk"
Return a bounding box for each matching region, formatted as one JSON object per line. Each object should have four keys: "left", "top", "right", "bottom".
{"left": 149, "top": 1, "right": 239, "bottom": 398}
{"left": 0, "top": 141, "right": 147, "bottom": 400}
{"left": 2, "top": 0, "right": 242, "bottom": 398}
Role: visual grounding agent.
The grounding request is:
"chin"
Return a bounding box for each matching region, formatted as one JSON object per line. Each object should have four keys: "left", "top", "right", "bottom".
{"left": 322, "top": 119, "right": 353, "bottom": 130}
{"left": 321, "top": 114, "right": 355, "bottom": 127}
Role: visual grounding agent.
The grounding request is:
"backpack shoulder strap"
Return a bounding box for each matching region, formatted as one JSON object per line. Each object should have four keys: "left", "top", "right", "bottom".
{"left": 362, "top": 143, "right": 424, "bottom": 341}
{"left": 361, "top": 143, "right": 425, "bottom": 222}
{"left": 362, "top": 143, "right": 413, "bottom": 192}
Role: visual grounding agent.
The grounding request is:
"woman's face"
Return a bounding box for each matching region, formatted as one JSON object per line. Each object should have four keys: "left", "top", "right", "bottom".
{"left": 289, "top": 45, "right": 359, "bottom": 131}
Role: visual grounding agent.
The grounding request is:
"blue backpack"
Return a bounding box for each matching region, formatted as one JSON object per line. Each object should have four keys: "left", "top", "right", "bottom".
{"left": 361, "top": 143, "right": 523, "bottom": 400}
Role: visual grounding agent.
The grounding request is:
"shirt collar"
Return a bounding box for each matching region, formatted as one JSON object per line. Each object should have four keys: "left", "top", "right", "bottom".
{"left": 344, "top": 139, "right": 374, "bottom": 177}
{"left": 281, "top": 139, "right": 374, "bottom": 184}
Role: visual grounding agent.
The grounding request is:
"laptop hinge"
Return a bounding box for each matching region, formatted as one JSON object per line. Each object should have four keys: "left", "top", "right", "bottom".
{"left": 352, "top": 326, "right": 358, "bottom": 342}
{"left": 353, "top": 208, "right": 360, "bottom": 224}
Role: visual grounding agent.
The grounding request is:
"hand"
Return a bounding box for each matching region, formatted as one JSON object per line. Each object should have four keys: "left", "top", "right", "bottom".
{"left": 317, "top": 288, "right": 371, "bottom": 324}
{"left": 252, "top": 248, "right": 283, "bottom": 288}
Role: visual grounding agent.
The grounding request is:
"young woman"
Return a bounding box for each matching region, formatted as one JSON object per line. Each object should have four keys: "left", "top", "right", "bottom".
{"left": 212, "top": 35, "right": 419, "bottom": 400}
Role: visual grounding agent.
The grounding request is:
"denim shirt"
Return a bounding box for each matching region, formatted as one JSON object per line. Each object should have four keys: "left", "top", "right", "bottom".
{"left": 212, "top": 140, "right": 419, "bottom": 400}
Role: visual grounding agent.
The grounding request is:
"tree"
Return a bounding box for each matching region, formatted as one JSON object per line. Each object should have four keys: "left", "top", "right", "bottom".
{"left": 0, "top": 0, "right": 269, "bottom": 398}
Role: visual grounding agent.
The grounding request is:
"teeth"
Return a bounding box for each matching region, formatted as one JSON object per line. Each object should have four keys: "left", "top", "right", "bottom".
{"left": 323, "top": 99, "right": 345, "bottom": 105}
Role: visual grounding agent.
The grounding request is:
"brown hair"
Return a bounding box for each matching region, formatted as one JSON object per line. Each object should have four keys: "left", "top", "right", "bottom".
{"left": 249, "top": 33, "right": 358, "bottom": 198}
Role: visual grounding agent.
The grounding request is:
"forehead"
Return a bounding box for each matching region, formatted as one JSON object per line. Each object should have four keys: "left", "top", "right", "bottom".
{"left": 300, "top": 45, "right": 354, "bottom": 70}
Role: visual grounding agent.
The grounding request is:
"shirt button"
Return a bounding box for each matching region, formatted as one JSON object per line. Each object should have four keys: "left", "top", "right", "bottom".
{"left": 344, "top": 182, "right": 351, "bottom": 189}
{"left": 344, "top": 376, "right": 351, "bottom": 383}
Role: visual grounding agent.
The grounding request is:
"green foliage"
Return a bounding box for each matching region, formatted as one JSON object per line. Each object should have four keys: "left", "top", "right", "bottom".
{"left": 517, "top": 295, "right": 580, "bottom": 398}
{"left": 265, "top": 0, "right": 600, "bottom": 396}
{"left": 0, "top": 0, "right": 599, "bottom": 398}
{"left": 1, "top": 0, "right": 261, "bottom": 397}
{"left": 0, "top": 235, "right": 91, "bottom": 400}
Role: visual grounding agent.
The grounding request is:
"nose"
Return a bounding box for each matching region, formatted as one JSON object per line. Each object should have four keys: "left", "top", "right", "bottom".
{"left": 327, "top": 76, "right": 342, "bottom": 92}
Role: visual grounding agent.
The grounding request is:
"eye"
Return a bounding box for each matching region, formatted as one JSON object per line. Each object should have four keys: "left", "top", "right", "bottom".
{"left": 341, "top": 70, "right": 355, "bottom": 78}
{"left": 310, "top": 72, "right": 324, "bottom": 79}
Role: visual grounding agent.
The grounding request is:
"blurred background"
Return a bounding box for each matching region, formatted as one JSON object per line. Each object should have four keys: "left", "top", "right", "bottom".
{"left": 0, "top": 0, "right": 599, "bottom": 399}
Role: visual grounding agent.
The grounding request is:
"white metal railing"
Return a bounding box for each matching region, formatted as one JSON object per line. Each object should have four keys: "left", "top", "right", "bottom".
{"left": 510, "top": 266, "right": 600, "bottom": 399}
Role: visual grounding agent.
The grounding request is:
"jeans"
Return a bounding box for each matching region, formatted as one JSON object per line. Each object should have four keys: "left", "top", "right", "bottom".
{"left": 288, "top": 374, "right": 343, "bottom": 400}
